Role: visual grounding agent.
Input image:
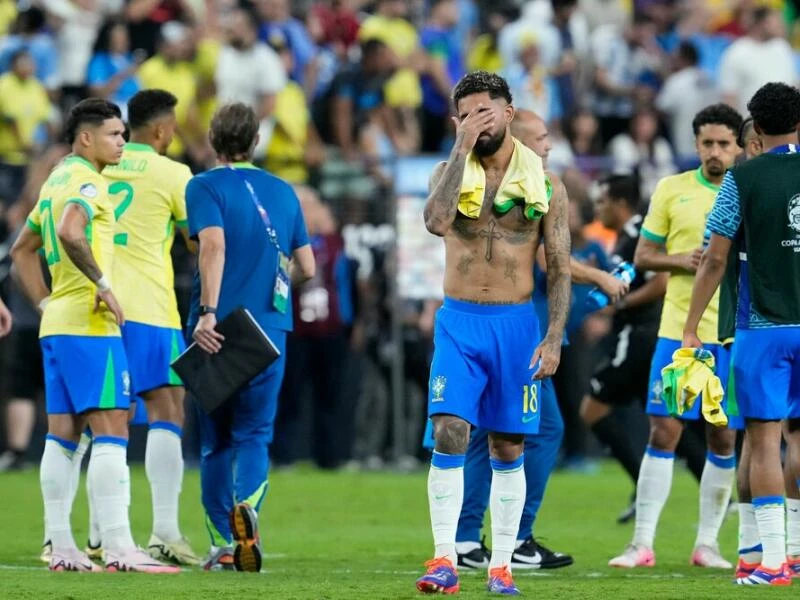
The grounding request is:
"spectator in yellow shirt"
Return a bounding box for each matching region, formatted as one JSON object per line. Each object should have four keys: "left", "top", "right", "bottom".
{"left": 138, "top": 21, "right": 204, "bottom": 164}
{"left": 358, "top": 0, "right": 423, "bottom": 109}
{"left": 0, "top": 49, "right": 53, "bottom": 208}
{"left": 265, "top": 33, "right": 325, "bottom": 184}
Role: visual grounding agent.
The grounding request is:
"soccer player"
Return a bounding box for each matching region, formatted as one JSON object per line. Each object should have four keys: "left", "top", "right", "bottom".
{"left": 684, "top": 82, "right": 800, "bottom": 586}
{"left": 580, "top": 174, "right": 667, "bottom": 516}
{"left": 101, "top": 89, "right": 201, "bottom": 565}
{"left": 416, "top": 72, "right": 571, "bottom": 595}
{"left": 10, "top": 98, "right": 177, "bottom": 573}
{"left": 609, "top": 104, "right": 744, "bottom": 569}
{"left": 455, "top": 110, "right": 625, "bottom": 571}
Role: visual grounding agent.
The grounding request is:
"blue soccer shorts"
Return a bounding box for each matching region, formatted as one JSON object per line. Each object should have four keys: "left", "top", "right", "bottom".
{"left": 732, "top": 327, "right": 800, "bottom": 421}
{"left": 646, "top": 337, "right": 743, "bottom": 429}
{"left": 427, "top": 297, "right": 542, "bottom": 435}
{"left": 121, "top": 321, "right": 186, "bottom": 397}
{"left": 41, "top": 334, "right": 131, "bottom": 415}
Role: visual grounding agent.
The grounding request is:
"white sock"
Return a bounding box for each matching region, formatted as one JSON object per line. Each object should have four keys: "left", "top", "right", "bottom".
{"left": 632, "top": 447, "right": 674, "bottom": 549}
{"left": 146, "top": 423, "right": 184, "bottom": 542}
{"left": 428, "top": 451, "right": 465, "bottom": 566}
{"left": 89, "top": 438, "right": 135, "bottom": 552}
{"left": 738, "top": 503, "right": 762, "bottom": 564}
{"left": 695, "top": 453, "right": 735, "bottom": 547}
{"left": 753, "top": 497, "right": 786, "bottom": 571}
{"left": 67, "top": 433, "right": 90, "bottom": 517}
{"left": 86, "top": 462, "right": 101, "bottom": 548}
{"left": 489, "top": 456, "right": 526, "bottom": 570}
{"left": 786, "top": 498, "right": 800, "bottom": 557}
{"left": 40, "top": 436, "right": 79, "bottom": 552}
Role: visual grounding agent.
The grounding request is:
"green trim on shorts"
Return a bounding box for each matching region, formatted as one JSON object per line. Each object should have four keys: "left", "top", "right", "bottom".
{"left": 727, "top": 347, "right": 739, "bottom": 417}
{"left": 168, "top": 330, "right": 183, "bottom": 386}
{"left": 99, "top": 349, "right": 117, "bottom": 409}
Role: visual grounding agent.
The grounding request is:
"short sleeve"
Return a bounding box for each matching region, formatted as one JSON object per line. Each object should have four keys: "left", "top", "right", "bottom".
{"left": 707, "top": 171, "right": 742, "bottom": 240}
{"left": 65, "top": 179, "right": 105, "bottom": 220}
{"left": 290, "top": 194, "right": 309, "bottom": 251}
{"left": 171, "top": 164, "right": 193, "bottom": 226}
{"left": 186, "top": 177, "right": 224, "bottom": 239}
{"left": 641, "top": 179, "right": 671, "bottom": 244}
{"left": 27, "top": 205, "right": 42, "bottom": 234}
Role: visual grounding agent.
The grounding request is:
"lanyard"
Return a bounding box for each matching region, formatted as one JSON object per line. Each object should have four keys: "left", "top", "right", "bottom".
{"left": 227, "top": 166, "right": 282, "bottom": 253}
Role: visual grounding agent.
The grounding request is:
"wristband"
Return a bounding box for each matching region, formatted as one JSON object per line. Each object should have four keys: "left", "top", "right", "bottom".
{"left": 38, "top": 296, "right": 50, "bottom": 312}
{"left": 96, "top": 275, "right": 111, "bottom": 292}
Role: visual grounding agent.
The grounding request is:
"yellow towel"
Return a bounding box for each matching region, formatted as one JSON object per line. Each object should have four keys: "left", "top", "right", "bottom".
{"left": 458, "top": 137, "right": 551, "bottom": 220}
{"left": 661, "top": 348, "right": 727, "bottom": 427}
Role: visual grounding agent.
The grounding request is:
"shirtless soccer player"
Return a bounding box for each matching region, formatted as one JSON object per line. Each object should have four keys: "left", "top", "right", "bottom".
{"left": 415, "top": 72, "right": 571, "bottom": 595}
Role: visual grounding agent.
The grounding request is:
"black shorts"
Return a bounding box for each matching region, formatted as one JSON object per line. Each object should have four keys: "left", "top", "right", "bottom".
{"left": 4, "top": 327, "right": 44, "bottom": 399}
{"left": 589, "top": 321, "right": 658, "bottom": 406}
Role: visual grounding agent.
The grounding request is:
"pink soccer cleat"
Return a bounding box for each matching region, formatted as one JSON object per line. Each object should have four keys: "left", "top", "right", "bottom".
{"left": 608, "top": 544, "right": 655, "bottom": 568}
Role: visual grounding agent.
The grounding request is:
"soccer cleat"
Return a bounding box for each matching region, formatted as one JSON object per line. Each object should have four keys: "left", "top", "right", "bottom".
{"left": 690, "top": 544, "right": 732, "bottom": 569}
{"left": 486, "top": 565, "right": 520, "bottom": 595}
{"left": 40, "top": 540, "right": 52, "bottom": 563}
{"left": 49, "top": 549, "right": 103, "bottom": 572}
{"left": 85, "top": 540, "right": 103, "bottom": 561}
{"left": 147, "top": 534, "right": 203, "bottom": 566}
{"left": 736, "top": 558, "right": 759, "bottom": 579}
{"left": 230, "top": 502, "right": 262, "bottom": 572}
{"left": 787, "top": 556, "right": 800, "bottom": 578}
{"left": 736, "top": 564, "right": 792, "bottom": 585}
{"left": 512, "top": 536, "right": 573, "bottom": 569}
{"left": 105, "top": 546, "right": 181, "bottom": 573}
{"left": 608, "top": 544, "right": 655, "bottom": 568}
{"left": 415, "top": 557, "right": 460, "bottom": 594}
{"left": 203, "top": 546, "right": 235, "bottom": 571}
{"left": 457, "top": 537, "right": 490, "bottom": 569}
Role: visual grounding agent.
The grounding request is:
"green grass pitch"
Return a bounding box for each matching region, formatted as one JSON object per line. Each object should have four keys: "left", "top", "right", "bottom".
{"left": 0, "top": 462, "right": 795, "bottom": 599}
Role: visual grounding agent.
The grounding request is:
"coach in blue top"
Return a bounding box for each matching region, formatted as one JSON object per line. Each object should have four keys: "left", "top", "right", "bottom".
{"left": 186, "top": 102, "right": 315, "bottom": 572}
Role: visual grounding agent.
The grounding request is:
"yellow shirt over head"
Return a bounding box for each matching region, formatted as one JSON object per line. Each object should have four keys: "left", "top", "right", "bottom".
{"left": 642, "top": 167, "right": 721, "bottom": 343}
{"left": 27, "top": 156, "right": 119, "bottom": 338}
{"left": 103, "top": 143, "right": 192, "bottom": 329}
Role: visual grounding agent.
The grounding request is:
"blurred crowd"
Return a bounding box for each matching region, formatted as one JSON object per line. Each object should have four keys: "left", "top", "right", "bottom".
{"left": 0, "top": 0, "right": 799, "bottom": 472}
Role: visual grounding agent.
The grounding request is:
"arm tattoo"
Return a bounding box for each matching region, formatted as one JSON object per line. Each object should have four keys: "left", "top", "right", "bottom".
{"left": 543, "top": 178, "right": 571, "bottom": 341}
{"left": 61, "top": 237, "right": 103, "bottom": 283}
{"left": 424, "top": 149, "right": 468, "bottom": 235}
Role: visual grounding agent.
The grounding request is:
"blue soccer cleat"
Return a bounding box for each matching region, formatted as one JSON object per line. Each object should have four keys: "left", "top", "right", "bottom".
{"left": 416, "top": 557, "right": 460, "bottom": 594}
{"left": 487, "top": 565, "right": 520, "bottom": 595}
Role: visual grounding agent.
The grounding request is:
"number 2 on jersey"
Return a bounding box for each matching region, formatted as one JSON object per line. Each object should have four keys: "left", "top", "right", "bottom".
{"left": 39, "top": 198, "right": 61, "bottom": 265}
{"left": 109, "top": 181, "right": 134, "bottom": 245}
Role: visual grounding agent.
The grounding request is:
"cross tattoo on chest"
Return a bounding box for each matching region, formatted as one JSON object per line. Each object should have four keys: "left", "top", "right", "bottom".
{"left": 479, "top": 219, "right": 503, "bottom": 262}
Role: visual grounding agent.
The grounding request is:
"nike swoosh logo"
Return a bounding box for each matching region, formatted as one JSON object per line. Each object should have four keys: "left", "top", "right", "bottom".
{"left": 790, "top": 509, "right": 799, "bottom": 513}
{"left": 522, "top": 415, "right": 537, "bottom": 423}
{"left": 434, "top": 494, "right": 451, "bottom": 501}
{"left": 499, "top": 497, "right": 517, "bottom": 503}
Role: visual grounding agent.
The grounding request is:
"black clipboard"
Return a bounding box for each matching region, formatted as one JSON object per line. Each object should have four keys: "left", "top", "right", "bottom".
{"left": 171, "top": 307, "right": 281, "bottom": 414}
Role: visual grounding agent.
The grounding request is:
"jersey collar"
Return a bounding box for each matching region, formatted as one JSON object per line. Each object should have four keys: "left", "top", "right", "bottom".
{"left": 694, "top": 167, "right": 720, "bottom": 192}
{"left": 64, "top": 155, "right": 98, "bottom": 172}
{"left": 125, "top": 142, "right": 156, "bottom": 153}
{"left": 766, "top": 144, "right": 799, "bottom": 155}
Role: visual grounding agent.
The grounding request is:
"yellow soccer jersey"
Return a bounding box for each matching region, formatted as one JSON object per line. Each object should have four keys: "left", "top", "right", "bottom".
{"left": 642, "top": 167, "right": 721, "bottom": 343}
{"left": 103, "top": 143, "right": 192, "bottom": 329}
{"left": 27, "top": 156, "right": 118, "bottom": 338}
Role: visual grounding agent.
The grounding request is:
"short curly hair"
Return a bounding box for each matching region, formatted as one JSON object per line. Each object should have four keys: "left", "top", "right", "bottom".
{"left": 747, "top": 82, "right": 800, "bottom": 136}
{"left": 691, "top": 103, "right": 743, "bottom": 137}
{"left": 452, "top": 71, "right": 512, "bottom": 109}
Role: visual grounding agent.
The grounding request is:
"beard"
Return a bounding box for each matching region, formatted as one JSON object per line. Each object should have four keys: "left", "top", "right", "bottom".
{"left": 473, "top": 127, "right": 506, "bottom": 157}
{"left": 704, "top": 158, "right": 725, "bottom": 177}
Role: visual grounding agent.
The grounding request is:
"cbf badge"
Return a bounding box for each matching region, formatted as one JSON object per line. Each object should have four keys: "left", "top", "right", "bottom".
{"left": 273, "top": 252, "right": 290, "bottom": 314}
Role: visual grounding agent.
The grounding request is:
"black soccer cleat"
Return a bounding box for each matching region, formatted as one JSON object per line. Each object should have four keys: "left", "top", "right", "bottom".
{"left": 456, "top": 536, "right": 491, "bottom": 569}
{"left": 617, "top": 500, "right": 636, "bottom": 524}
{"left": 511, "top": 536, "right": 574, "bottom": 569}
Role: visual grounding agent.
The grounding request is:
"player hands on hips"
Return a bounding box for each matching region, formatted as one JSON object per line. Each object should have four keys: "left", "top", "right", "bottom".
{"left": 10, "top": 99, "right": 178, "bottom": 573}
{"left": 415, "top": 72, "right": 571, "bottom": 595}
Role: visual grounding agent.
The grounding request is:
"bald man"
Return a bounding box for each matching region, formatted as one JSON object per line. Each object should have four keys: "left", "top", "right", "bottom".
{"left": 453, "top": 111, "right": 626, "bottom": 570}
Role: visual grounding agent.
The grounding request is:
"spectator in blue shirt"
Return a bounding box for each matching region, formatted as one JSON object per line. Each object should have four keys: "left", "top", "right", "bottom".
{"left": 257, "top": 0, "right": 317, "bottom": 84}
{"left": 187, "top": 102, "right": 315, "bottom": 572}
{"left": 420, "top": 0, "right": 464, "bottom": 152}
{"left": 0, "top": 7, "right": 59, "bottom": 93}
{"left": 87, "top": 20, "right": 142, "bottom": 121}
